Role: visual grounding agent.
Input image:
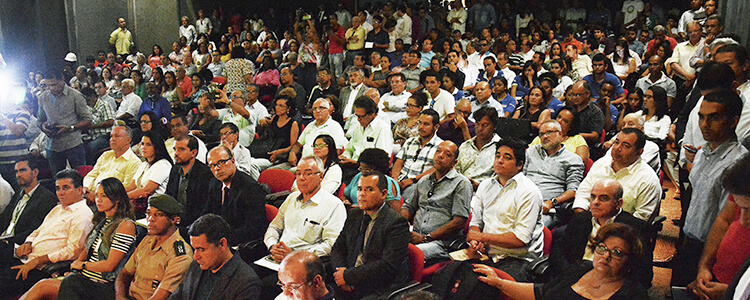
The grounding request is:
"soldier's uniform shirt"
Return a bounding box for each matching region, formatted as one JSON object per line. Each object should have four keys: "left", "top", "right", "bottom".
{"left": 122, "top": 230, "right": 193, "bottom": 300}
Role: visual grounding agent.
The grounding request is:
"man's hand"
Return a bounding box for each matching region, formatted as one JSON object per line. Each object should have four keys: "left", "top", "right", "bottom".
{"left": 410, "top": 232, "right": 425, "bottom": 244}
{"left": 288, "top": 152, "right": 298, "bottom": 167}
{"left": 542, "top": 200, "right": 554, "bottom": 215}
{"left": 454, "top": 114, "right": 467, "bottom": 129}
{"left": 683, "top": 144, "right": 701, "bottom": 163}
{"left": 334, "top": 267, "right": 354, "bottom": 292}
{"left": 70, "top": 260, "right": 84, "bottom": 271}
{"left": 11, "top": 259, "right": 39, "bottom": 280}
{"left": 468, "top": 239, "right": 485, "bottom": 254}
{"left": 399, "top": 178, "right": 414, "bottom": 189}
{"left": 15, "top": 242, "right": 32, "bottom": 258}
{"left": 338, "top": 155, "right": 356, "bottom": 165}
{"left": 269, "top": 241, "right": 293, "bottom": 262}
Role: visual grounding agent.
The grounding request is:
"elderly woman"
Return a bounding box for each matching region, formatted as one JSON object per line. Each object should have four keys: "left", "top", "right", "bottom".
{"left": 474, "top": 223, "right": 648, "bottom": 299}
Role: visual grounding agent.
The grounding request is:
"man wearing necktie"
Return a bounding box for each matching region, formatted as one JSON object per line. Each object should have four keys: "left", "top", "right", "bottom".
{"left": 330, "top": 171, "right": 410, "bottom": 299}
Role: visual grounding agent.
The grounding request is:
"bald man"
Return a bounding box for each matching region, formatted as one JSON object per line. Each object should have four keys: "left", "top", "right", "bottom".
{"left": 276, "top": 251, "right": 333, "bottom": 300}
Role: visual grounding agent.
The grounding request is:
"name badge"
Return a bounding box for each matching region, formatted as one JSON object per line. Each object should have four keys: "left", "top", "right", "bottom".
{"left": 367, "top": 137, "right": 374, "bottom": 142}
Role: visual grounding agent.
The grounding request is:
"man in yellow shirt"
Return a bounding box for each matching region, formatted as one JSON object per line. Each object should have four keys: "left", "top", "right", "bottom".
{"left": 344, "top": 16, "right": 366, "bottom": 67}
{"left": 109, "top": 18, "right": 133, "bottom": 57}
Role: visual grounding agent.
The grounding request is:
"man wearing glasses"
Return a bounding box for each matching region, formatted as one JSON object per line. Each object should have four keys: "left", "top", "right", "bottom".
{"left": 289, "top": 98, "right": 348, "bottom": 167}
{"left": 204, "top": 146, "right": 268, "bottom": 247}
{"left": 277, "top": 251, "right": 334, "bottom": 300}
{"left": 400, "top": 140, "right": 471, "bottom": 261}
{"left": 550, "top": 179, "right": 651, "bottom": 287}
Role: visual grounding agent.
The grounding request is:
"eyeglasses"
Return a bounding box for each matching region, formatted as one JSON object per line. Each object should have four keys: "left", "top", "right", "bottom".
{"left": 406, "top": 103, "right": 421, "bottom": 108}
{"left": 208, "top": 158, "right": 231, "bottom": 169}
{"left": 140, "top": 120, "right": 152, "bottom": 124}
{"left": 594, "top": 243, "right": 628, "bottom": 259}
{"left": 313, "top": 143, "right": 328, "bottom": 149}
{"left": 295, "top": 171, "right": 321, "bottom": 178}
{"left": 539, "top": 130, "right": 560, "bottom": 137}
{"left": 312, "top": 107, "right": 329, "bottom": 111}
{"left": 277, "top": 280, "right": 309, "bottom": 292}
{"left": 220, "top": 131, "right": 236, "bottom": 136}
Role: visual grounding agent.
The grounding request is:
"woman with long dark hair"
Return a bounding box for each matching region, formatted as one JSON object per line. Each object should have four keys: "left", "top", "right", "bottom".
{"left": 617, "top": 88, "right": 644, "bottom": 130}
{"left": 291, "top": 134, "right": 342, "bottom": 194}
{"left": 609, "top": 39, "right": 637, "bottom": 81}
{"left": 254, "top": 53, "right": 280, "bottom": 103}
{"left": 23, "top": 178, "right": 136, "bottom": 299}
{"left": 126, "top": 131, "right": 173, "bottom": 200}
{"left": 641, "top": 86, "right": 671, "bottom": 141}
{"left": 511, "top": 61, "right": 540, "bottom": 99}
{"left": 149, "top": 44, "right": 163, "bottom": 69}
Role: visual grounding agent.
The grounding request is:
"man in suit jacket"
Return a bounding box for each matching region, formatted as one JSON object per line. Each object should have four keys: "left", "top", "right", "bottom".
{"left": 338, "top": 68, "right": 367, "bottom": 127}
{"left": 550, "top": 179, "right": 652, "bottom": 287}
{"left": 204, "top": 146, "right": 268, "bottom": 246}
{"left": 330, "top": 171, "right": 410, "bottom": 299}
{"left": 170, "top": 214, "right": 260, "bottom": 299}
{"left": 165, "top": 135, "right": 212, "bottom": 228}
{"left": 0, "top": 158, "right": 57, "bottom": 250}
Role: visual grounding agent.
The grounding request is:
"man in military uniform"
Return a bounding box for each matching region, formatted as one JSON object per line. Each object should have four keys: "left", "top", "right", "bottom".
{"left": 115, "top": 194, "right": 193, "bottom": 300}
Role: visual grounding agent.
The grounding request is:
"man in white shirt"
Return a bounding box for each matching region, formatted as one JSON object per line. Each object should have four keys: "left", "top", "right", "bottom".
{"left": 422, "top": 70, "right": 455, "bottom": 121}
{"left": 668, "top": 22, "right": 702, "bottom": 88}
{"left": 179, "top": 16, "right": 197, "bottom": 46}
{"left": 217, "top": 89, "right": 254, "bottom": 147}
{"left": 340, "top": 96, "right": 393, "bottom": 164}
{"left": 289, "top": 98, "right": 348, "bottom": 165}
{"left": 339, "top": 69, "right": 367, "bottom": 127}
{"left": 677, "top": 0, "right": 705, "bottom": 41}
{"left": 195, "top": 10, "right": 213, "bottom": 36}
{"left": 219, "top": 123, "right": 258, "bottom": 180}
{"left": 468, "top": 138, "right": 544, "bottom": 280}
{"left": 116, "top": 79, "right": 142, "bottom": 123}
{"left": 380, "top": 73, "right": 412, "bottom": 123}
{"left": 394, "top": 5, "right": 412, "bottom": 46}
{"left": 447, "top": 1, "right": 467, "bottom": 34}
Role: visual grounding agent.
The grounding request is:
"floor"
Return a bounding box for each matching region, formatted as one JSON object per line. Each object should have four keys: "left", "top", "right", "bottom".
{"left": 649, "top": 180, "right": 681, "bottom": 299}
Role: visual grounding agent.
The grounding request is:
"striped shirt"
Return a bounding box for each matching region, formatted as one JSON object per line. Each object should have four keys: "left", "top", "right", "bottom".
{"left": 82, "top": 219, "right": 136, "bottom": 283}
{"left": 0, "top": 107, "right": 30, "bottom": 165}
{"left": 396, "top": 134, "right": 442, "bottom": 181}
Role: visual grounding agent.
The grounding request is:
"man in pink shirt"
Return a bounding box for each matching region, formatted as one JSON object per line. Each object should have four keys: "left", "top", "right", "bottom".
{"left": 0, "top": 169, "right": 94, "bottom": 297}
{"left": 327, "top": 14, "right": 346, "bottom": 81}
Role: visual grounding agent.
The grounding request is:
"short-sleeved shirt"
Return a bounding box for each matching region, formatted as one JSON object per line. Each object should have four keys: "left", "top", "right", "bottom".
{"left": 298, "top": 118, "right": 348, "bottom": 157}
{"left": 456, "top": 134, "right": 501, "bottom": 184}
{"left": 123, "top": 230, "right": 193, "bottom": 300}
{"left": 109, "top": 28, "right": 133, "bottom": 55}
{"left": 405, "top": 169, "right": 472, "bottom": 241}
{"left": 345, "top": 26, "right": 366, "bottom": 51}
{"left": 37, "top": 86, "right": 93, "bottom": 151}
{"left": 344, "top": 117, "right": 393, "bottom": 160}
{"left": 396, "top": 134, "right": 442, "bottom": 181}
{"left": 635, "top": 72, "right": 677, "bottom": 99}
{"left": 577, "top": 102, "right": 605, "bottom": 141}
{"left": 428, "top": 90, "right": 455, "bottom": 120}
{"left": 133, "top": 159, "right": 172, "bottom": 195}
{"left": 581, "top": 73, "right": 625, "bottom": 100}
{"left": 116, "top": 93, "right": 142, "bottom": 119}
{"left": 84, "top": 99, "right": 115, "bottom": 141}
{"left": 523, "top": 145, "right": 584, "bottom": 201}
{"left": 223, "top": 58, "right": 255, "bottom": 93}
{"left": 0, "top": 106, "right": 31, "bottom": 164}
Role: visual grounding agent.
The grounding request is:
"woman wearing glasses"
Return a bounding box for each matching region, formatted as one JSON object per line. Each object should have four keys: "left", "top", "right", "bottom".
{"left": 290, "top": 134, "right": 342, "bottom": 194}
{"left": 474, "top": 223, "right": 648, "bottom": 300}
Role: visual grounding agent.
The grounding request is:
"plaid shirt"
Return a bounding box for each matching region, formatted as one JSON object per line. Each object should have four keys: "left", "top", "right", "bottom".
{"left": 396, "top": 134, "right": 442, "bottom": 181}
{"left": 83, "top": 98, "right": 115, "bottom": 141}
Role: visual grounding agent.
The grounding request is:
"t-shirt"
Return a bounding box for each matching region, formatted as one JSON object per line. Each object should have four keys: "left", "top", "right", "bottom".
{"left": 133, "top": 159, "right": 171, "bottom": 195}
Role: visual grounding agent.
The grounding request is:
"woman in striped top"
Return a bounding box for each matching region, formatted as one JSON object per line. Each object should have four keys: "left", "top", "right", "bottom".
{"left": 22, "top": 178, "right": 137, "bottom": 299}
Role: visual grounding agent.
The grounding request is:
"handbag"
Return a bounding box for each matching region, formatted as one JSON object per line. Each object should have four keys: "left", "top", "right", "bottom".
{"left": 249, "top": 117, "right": 288, "bottom": 161}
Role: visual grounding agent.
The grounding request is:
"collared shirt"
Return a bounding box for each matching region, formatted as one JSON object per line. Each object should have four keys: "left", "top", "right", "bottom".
{"left": 577, "top": 102, "right": 605, "bottom": 142}
{"left": 132, "top": 159, "right": 171, "bottom": 195}
{"left": 447, "top": 8, "right": 468, "bottom": 33}
{"left": 381, "top": 91, "right": 413, "bottom": 123}
{"left": 684, "top": 140, "right": 748, "bottom": 241}
{"left": 37, "top": 85, "right": 93, "bottom": 151}
{"left": 401, "top": 66, "right": 424, "bottom": 91}
{"left": 523, "top": 145, "right": 584, "bottom": 200}
{"left": 396, "top": 134, "right": 443, "bottom": 181}
{"left": 635, "top": 72, "right": 677, "bottom": 99}
{"left": 471, "top": 173, "right": 544, "bottom": 262}
{"left": 345, "top": 26, "right": 366, "bottom": 50}
{"left": 218, "top": 106, "right": 253, "bottom": 147}
{"left": 3, "top": 184, "right": 39, "bottom": 236}
{"left": 195, "top": 18, "right": 212, "bottom": 35}
{"left": 456, "top": 134, "right": 501, "bottom": 184}
{"left": 298, "top": 117, "right": 348, "bottom": 157}
{"left": 230, "top": 143, "right": 259, "bottom": 180}
{"left": 264, "top": 189, "right": 347, "bottom": 257}
{"left": 109, "top": 28, "right": 133, "bottom": 55}
{"left": 573, "top": 155, "right": 662, "bottom": 220}
{"left": 666, "top": 39, "right": 702, "bottom": 80}
{"left": 428, "top": 89, "right": 456, "bottom": 120}
{"left": 570, "top": 55, "right": 592, "bottom": 80}
{"left": 405, "top": 168, "right": 472, "bottom": 239}
{"left": 419, "top": 51, "right": 436, "bottom": 69}
{"left": 24, "top": 200, "right": 94, "bottom": 263}
{"left": 84, "top": 98, "right": 115, "bottom": 140}
{"left": 84, "top": 148, "right": 142, "bottom": 191}
{"left": 469, "top": 96, "right": 504, "bottom": 121}
{"left": 344, "top": 117, "right": 393, "bottom": 160}
{"left": 123, "top": 230, "right": 193, "bottom": 299}
{"left": 116, "top": 92, "right": 142, "bottom": 119}
{"left": 343, "top": 84, "right": 365, "bottom": 119}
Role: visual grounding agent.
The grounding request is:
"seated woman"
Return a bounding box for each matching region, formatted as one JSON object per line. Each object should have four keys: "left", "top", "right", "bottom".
{"left": 608, "top": 39, "right": 637, "bottom": 82}
{"left": 530, "top": 106, "right": 590, "bottom": 163}
{"left": 616, "top": 88, "right": 644, "bottom": 131}
{"left": 255, "top": 96, "right": 300, "bottom": 169}
{"left": 638, "top": 86, "right": 671, "bottom": 142}
{"left": 162, "top": 71, "right": 184, "bottom": 110}
{"left": 22, "top": 178, "right": 136, "bottom": 299}
{"left": 126, "top": 131, "right": 172, "bottom": 200}
{"left": 473, "top": 223, "right": 648, "bottom": 300}
{"left": 393, "top": 92, "right": 428, "bottom": 146}
{"left": 291, "top": 134, "right": 342, "bottom": 194}
{"left": 343, "top": 148, "right": 401, "bottom": 211}
{"left": 513, "top": 86, "right": 552, "bottom": 136}
{"left": 188, "top": 93, "right": 222, "bottom": 145}
{"left": 131, "top": 111, "right": 168, "bottom": 157}
{"left": 510, "top": 61, "right": 539, "bottom": 100}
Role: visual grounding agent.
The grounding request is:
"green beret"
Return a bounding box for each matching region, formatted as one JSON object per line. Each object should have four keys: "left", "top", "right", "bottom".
{"left": 148, "top": 194, "right": 184, "bottom": 215}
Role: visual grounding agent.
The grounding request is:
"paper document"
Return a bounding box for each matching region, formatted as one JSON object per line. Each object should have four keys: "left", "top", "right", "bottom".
{"left": 254, "top": 255, "right": 281, "bottom": 271}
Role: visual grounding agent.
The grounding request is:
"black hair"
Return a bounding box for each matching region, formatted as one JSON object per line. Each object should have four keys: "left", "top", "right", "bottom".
{"left": 473, "top": 106, "right": 499, "bottom": 129}
{"left": 722, "top": 153, "right": 750, "bottom": 196}
{"left": 646, "top": 86, "right": 669, "bottom": 121}
{"left": 15, "top": 155, "right": 41, "bottom": 172}
{"left": 142, "top": 130, "right": 173, "bottom": 165}
{"left": 175, "top": 134, "right": 199, "bottom": 152}
{"left": 619, "top": 127, "right": 646, "bottom": 151}
{"left": 81, "top": 87, "right": 96, "bottom": 99}
{"left": 592, "top": 53, "right": 607, "bottom": 63}
{"left": 55, "top": 168, "right": 83, "bottom": 188}
{"left": 697, "top": 61, "right": 736, "bottom": 91}
{"left": 220, "top": 122, "right": 239, "bottom": 134}
{"left": 361, "top": 170, "right": 389, "bottom": 194}
{"left": 715, "top": 44, "right": 749, "bottom": 66}
{"left": 703, "top": 89, "right": 744, "bottom": 121}
{"left": 496, "top": 138, "right": 527, "bottom": 168}
{"left": 358, "top": 148, "right": 391, "bottom": 174}
{"left": 419, "top": 70, "right": 440, "bottom": 85}
{"left": 189, "top": 213, "right": 232, "bottom": 246}
{"left": 419, "top": 108, "right": 440, "bottom": 126}
{"left": 556, "top": 106, "right": 581, "bottom": 136}
{"left": 353, "top": 95, "right": 378, "bottom": 115}
{"left": 409, "top": 91, "right": 429, "bottom": 107}
{"left": 313, "top": 134, "right": 340, "bottom": 168}
{"left": 272, "top": 96, "right": 297, "bottom": 117}
{"left": 387, "top": 72, "right": 406, "bottom": 83}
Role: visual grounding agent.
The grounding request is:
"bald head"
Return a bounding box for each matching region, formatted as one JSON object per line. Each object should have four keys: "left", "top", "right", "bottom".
{"left": 589, "top": 179, "right": 624, "bottom": 219}
{"left": 278, "top": 251, "right": 328, "bottom": 299}
{"left": 457, "top": 98, "right": 471, "bottom": 110}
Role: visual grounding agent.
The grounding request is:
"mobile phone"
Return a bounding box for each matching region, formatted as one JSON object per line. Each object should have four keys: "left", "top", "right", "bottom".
{"left": 682, "top": 145, "right": 698, "bottom": 154}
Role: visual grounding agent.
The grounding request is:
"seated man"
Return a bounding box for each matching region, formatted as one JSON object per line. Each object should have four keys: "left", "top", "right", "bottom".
{"left": 83, "top": 125, "right": 141, "bottom": 194}
{"left": 339, "top": 96, "right": 393, "bottom": 180}
{"left": 392, "top": 109, "right": 442, "bottom": 201}
{"left": 0, "top": 158, "right": 57, "bottom": 251}
{"left": 277, "top": 251, "right": 334, "bottom": 300}
{"left": 456, "top": 107, "right": 501, "bottom": 190}
{"left": 219, "top": 122, "right": 259, "bottom": 180}
{"left": 687, "top": 154, "right": 750, "bottom": 299}
{"left": 115, "top": 194, "right": 193, "bottom": 300}
{"left": 165, "top": 135, "right": 212, "bottom": 227}
{"left": 166, "top": 116, "right": 207, "bottom": 163}
{"left": 380, "top": 73, "right": 412, "bottom": 124}
{"left": 217, "top": 89, "right": 255, "bottom": 147}
{"left": 171, "top": 214, "right": 261, "bottom": 299}
{"left": 400, "top": 141, "right": 472, "bottom": 261}
{"left": 436, "top": 98, "right": 475, "bottom": 147}
{"left": 524, "top": 120, "right": 585, "bottom": 228}
{"left": 204, "top": 146, "right": 268, "bottom": 246}
{"left": 289, "top": 98, "right": 348, "bottom": 167}
{"left": 603, "top": 113, "right": 661, "bottom": 172}
{"left": 0, "top": 169, "right": 94, "bottom": 296}
{"left": 468, "top": 81, "right": 504, "bottom": 118}
{"left": 550, "top": 179, "right": 652, "bottom": 287}
{"left": 468, "top": 139, "right": 545, "bottom": 281}
{"left": 330, "top": 171, "right": 410, "bottom": 299}
{"left": 572, "top": 128, "right": 662, "bottom": 221}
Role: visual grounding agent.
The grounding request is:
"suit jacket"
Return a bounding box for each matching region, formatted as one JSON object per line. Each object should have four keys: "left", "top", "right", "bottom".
{"left": 338, "top": 85, "right": 367, "bottom": 117}
{"left": 0, "top": 185, "right": 57, "bottom": 245}
{"left": 204, "top": 171, "right": 268, "bottom": 246}
{"left": 169, "top": 254, "right": 260, "bottom": 300}
{"left": 165, "top": 161, "right": 213, "bottom": 227}
{"left": 550, "top": 210, "right": 652, "bottom": 287}
{"left": 330, "top": 205, "right": 410, "bottom": 296}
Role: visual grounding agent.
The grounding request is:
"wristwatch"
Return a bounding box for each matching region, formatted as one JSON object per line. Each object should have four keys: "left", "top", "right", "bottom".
{"left": 551, "top": 198, "right": 559, "bottom": 206}
{"left": 81, "top": 263, "right": 87, "bottom": 270}
{"left": 424, "top": 234, "right": 432, "bottom": 242}
{"left": 70, "top": 125, "right": 75, "bottom": 131}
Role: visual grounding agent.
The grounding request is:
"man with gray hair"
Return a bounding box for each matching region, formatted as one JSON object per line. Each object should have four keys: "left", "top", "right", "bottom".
{"left": 339, "top": 68, "right": 367, "bottom": 123}
{"left": 82, "top": 125, "right": 141, "bottom": 194}
{"left": 644, "top": 25, "right": 678, "bottom": 61}
{"left": 133, "top": 53, "right": 152, "bottom": 81}
{"left": 289, "top": 98, "right": 348, "bottom": 167}
{"left": 524, "top": 120, "right": 585, "bottom": 227}
{"left": 179, "top": 16, "right": 197, "bottom": 46}
{"left": 218, "top": 89, "right": 255, "bottom": 147}
{"left": 115, "top": 78, "right": 142, "bottom": 122}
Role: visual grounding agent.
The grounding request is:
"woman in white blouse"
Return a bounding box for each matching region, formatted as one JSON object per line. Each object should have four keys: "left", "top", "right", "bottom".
{"left": 640, "top": 86, "right": 671, "bottom": 141}
{"left": 126, "top": 131, "right": 172, "bottom": 200}
{"left": 291, "top": 134, "right": 342, "bottom": 194}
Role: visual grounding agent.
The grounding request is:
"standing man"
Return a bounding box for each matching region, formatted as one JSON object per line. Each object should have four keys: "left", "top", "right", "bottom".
{"left": 401, "top": 141, "right": 472, "bottom": 261}
{"left": 165, "top": 135, "right": 213, "bottom": 228}
{"left": 0, "top": 100, "right": 31, "bottom": 190}
{"left": 345, "top": 17, "right": 366, "bottom": 68}
{"left": 37, "top": 69, "right": 92, "bottom": 175}
{"left": 109, "top": 18, "right": 133, "bottom": 58}
{"left": 204, "top": 146, "right": 268, "bottom": 246}
{"left": 170, "top": 214, "right": 261, "bottom": 299}
{"left": 115, "top": 195, "right": 193, "bottom": 300}
{"left": 327, "top": 15, "right": 346, "bottom": 81}
{"left": 195, "top": 10, "right": 212, "bottom": 37}
{"left": 330, "top": 171, "right": 410, "bottom": 299}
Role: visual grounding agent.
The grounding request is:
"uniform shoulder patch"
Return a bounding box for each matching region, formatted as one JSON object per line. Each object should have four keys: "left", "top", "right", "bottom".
{"left": 174, "top": 241, "right": 186, "bottom": 256}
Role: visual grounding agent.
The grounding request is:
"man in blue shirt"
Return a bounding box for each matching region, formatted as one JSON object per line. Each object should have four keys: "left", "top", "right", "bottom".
{"left": 582, "top": 53, "right": 626, "bottom": 104}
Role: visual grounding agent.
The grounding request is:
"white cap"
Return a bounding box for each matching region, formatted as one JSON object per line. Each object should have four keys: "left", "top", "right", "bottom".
{"left": 64, "top": 52, "right": 78, "bottom": 62}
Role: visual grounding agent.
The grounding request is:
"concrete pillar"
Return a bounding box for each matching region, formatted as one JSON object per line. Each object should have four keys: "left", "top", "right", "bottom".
{"left": 721, "top": 0, "right": 750, "bottom": 49}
